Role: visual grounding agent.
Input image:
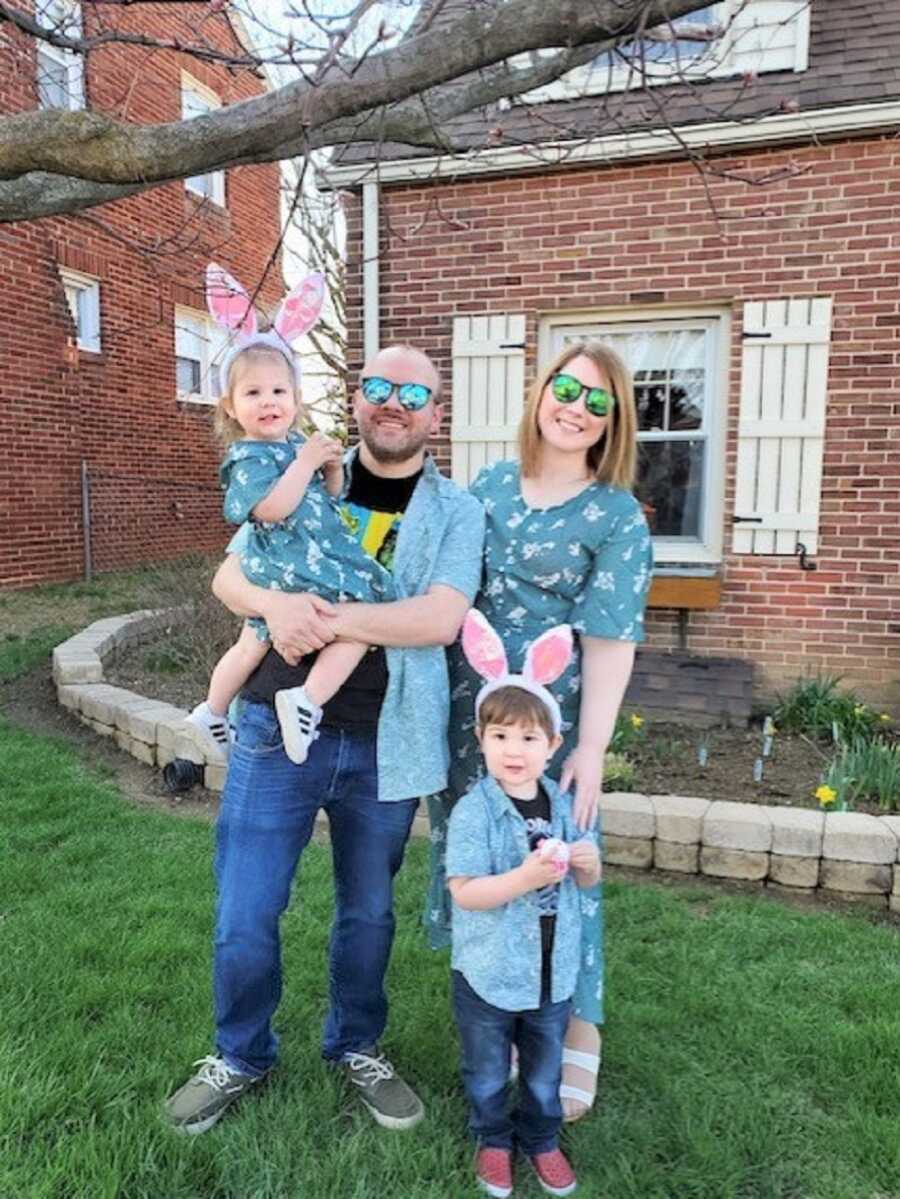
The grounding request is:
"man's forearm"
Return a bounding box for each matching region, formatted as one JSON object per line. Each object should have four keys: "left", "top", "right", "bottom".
{"left": 332, "top": 586, "right": 469, "bottom": 648}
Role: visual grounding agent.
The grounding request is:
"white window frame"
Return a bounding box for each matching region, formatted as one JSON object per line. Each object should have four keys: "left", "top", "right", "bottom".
{"left": 35, "top": 0, "right": 85, "bottom": 111}
{"left": 181, "top": 74, "right": 226, "bottom": 207}
{"left": 521, "top": 0, "right": 810, "bottom": 105}
{"left": 59, "top": 267, "right": 101, "bottom": 352}
{"left": 539, "top": 307, "right": 730, "bottom": 567}
{"left": 175, "top": 306, "right": 227, "bottom": 405}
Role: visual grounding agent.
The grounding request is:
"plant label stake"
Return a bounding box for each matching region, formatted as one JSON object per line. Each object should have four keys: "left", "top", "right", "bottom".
{"left": 762, "top": 735, "right": 773, "bottom": 758}
{"left": 753, "top": 757, "right": 764, "bottom": 783}
{"left": 697, "top": 743, "right": 708, "bottom": 768}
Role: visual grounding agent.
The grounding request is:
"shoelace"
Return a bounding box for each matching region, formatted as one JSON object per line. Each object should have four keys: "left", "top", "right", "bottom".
{"left": 343, "top": 1052, "right": 396, "bottom": 1084}
{"left": 194, "top": 1055, "right": 243, "bottom": 1092}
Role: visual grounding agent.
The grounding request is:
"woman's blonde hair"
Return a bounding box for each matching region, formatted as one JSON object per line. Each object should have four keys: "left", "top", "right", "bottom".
{"left": 212, "top": 345, "right": 306, "bottom": 448}
{"left": 518, "top": 341, "right": 637, "bottom": 489}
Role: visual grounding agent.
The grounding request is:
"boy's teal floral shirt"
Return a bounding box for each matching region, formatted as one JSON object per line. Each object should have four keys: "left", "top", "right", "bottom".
{"left": 445, "top": 773, "right": 596, "bottom": 1011}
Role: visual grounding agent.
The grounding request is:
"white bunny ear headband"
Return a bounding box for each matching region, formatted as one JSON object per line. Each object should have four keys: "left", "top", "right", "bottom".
{"left": 462, "top": 609, "right": 573, "bottom": 736}
{"left": 205, "top": 263, "right": 326, "bottom": 391}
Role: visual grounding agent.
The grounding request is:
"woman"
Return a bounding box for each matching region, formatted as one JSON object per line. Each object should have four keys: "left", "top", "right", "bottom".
{"left": 427, "top": 340, "right": 652, "bottom": 1121}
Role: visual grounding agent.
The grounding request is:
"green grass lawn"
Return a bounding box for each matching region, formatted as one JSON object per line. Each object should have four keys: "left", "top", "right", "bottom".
{"left": 3, "top": 717, "right": 900, "bottom": 1199}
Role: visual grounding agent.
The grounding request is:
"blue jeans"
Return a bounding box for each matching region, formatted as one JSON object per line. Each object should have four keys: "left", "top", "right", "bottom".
{"left": 213, "top": 701, "right": 418, "bottom": 1076}
{"left": 451, "top": 971, "right": 570, "bottom": 1156}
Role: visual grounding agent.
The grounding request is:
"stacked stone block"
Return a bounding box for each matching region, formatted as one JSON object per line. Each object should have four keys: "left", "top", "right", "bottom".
{"left": 54, "top": 610, "right": 223, "bottom": 789}
{"left": 54, "top": 615, "right": 900, "bottom": 909}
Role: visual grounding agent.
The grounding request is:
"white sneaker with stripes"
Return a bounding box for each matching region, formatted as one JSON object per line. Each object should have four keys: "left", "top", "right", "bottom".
{"left": 274, "top": 685, "right": 323, "bottom": 765}
{"left": 185, "top": 701, "right": 233, "bottom": 763}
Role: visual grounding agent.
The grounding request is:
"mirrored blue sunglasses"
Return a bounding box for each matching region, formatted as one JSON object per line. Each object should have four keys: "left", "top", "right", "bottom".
{"left": 361, "top": 376, "right": 433, "bottom": 411}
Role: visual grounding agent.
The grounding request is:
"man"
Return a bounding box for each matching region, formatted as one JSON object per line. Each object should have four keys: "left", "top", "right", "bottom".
{"left": 165, "top": 345, "right": 485, "bottom": 1135}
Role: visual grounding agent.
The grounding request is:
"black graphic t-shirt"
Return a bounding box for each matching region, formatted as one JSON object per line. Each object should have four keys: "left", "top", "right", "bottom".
{"left": 511, "top": 785, "right": 557, "bottom": 1001}
{"left": 243, "top": 456, "right": 423, "bottom": 730}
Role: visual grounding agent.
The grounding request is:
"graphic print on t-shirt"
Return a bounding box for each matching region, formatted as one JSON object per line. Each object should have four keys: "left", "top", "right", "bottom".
{"left": 521, "top": 812, "right": 560, "bottom": 917}
{"left": 339, "top": 501, "right": 402, "bottom": 571}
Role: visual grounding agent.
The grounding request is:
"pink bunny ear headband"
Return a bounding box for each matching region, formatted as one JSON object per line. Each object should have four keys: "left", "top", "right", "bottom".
{"left": 206, "top": 263, "right": 326, "bottom": 391}
{"left": 462, "top": 610, "right": 573, "bottom": 735}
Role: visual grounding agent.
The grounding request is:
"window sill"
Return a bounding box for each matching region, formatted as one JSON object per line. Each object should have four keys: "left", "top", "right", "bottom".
{"left": 647, "top": 570, "right": 722, "bottom": 610}
{"left": 177, "top": 393, "right": 216, "bottom": 408}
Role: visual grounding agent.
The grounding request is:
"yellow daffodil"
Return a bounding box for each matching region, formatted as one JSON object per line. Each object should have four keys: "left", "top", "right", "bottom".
{"left": 853, "top": 705, "right": 866, "bottom": 716}
{"left": 630, "top": 714, "right": 644, "bottom": 730}
{"left": 815, "top": 784, "right": 837, "bottom": 806}
{"left": 880, "top": 713, "right": 891, "bottom": 723}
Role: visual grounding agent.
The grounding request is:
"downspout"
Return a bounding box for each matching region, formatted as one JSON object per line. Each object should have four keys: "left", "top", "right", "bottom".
{"left": 362, "top": 180, "right": 380, "bottom": 361}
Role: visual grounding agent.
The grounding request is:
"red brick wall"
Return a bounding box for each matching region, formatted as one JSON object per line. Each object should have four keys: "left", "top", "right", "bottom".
{"left": 342, "top": 135, "right": 900, "bottom": 708}
{"left": 0, "top": 6, "right": 282, "bottom": 587}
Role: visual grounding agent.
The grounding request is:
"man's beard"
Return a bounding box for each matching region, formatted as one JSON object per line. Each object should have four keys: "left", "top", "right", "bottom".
{"left": 360, "top": 421, "right": 430, "bottom": 465}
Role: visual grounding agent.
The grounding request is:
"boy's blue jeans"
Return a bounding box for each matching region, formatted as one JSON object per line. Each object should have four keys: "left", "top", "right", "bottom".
{"left": 451, "top": 970, "right": 570, "bottom": 1156}
{"left": 213, "top": 701, "right": 418, "bottom": 1077}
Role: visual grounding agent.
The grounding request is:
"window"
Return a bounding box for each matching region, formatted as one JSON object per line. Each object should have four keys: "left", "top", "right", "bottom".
{"left": 59, "top": 267, "right": 101, "bottom": 352}
{"left": 182, "top": 75, "right": 226, "bottom": 207}
{"left": 544, "top": 312, "right": 728, "bottom": 565}
{"left": 175, "top": 307, "right": 227, "bottom": 404}
{"left": 521, "top": 0, "right": 810, "bottom": 104}
{"left": 35, "top": 0, "right": 85, "bottom": 110}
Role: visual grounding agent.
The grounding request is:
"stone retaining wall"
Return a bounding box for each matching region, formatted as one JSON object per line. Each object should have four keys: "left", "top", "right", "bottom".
{"left": 53, "top": 614, "right": 900, "bottom": 915}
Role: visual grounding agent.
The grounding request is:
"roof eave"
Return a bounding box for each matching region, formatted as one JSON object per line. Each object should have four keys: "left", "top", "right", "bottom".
{"left": 320, "top": 98, "right": 900, "bottom": 189}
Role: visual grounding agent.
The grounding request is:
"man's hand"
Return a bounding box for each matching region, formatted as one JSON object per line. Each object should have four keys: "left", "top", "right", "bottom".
{"left": 560, "top": 743, "right": 603, "bottom": 831}
{"left": 263, "top": 590, "right": 337, "bottom": 662}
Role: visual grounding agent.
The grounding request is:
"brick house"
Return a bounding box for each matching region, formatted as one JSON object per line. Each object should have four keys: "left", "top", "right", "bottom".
{"left": 0, "top": 2, "right": 283, "bottom": 587}
{"left": 327, "top": 0, "right": 900, "bottom": 713}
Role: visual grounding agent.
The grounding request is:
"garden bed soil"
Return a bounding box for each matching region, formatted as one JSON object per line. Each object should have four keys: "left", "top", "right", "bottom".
{"left": 104, "top": 638, "right": 854, "bottom": 814}
{"left": 626, "top": 723, "right": 831, "bottom": 810}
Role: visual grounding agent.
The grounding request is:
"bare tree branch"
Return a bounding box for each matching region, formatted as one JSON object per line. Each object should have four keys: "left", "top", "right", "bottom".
{"left": 0, "top": 0, "right": 717, "bottom": 222}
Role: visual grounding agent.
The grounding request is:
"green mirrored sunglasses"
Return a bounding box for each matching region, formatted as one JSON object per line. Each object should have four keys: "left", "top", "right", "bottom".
{"left": 550, "top": 372, "right": 615, "bottom": 417}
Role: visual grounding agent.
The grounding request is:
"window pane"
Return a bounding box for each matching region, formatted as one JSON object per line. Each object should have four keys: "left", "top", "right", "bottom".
{"left": 636, "top": 440, "right": 705, "bottom": 538}
{"left": 37, "top": 49, "right": 70, "bottom": 108}
{"left": 186, "top": 172, "right": 213, "bottom": 198}
{"left": 600, "top": 327, "right": 706, "bottom": 432}
{"left": 63, "top": 282, "right": 81, "bottom": 332}
{"left": 176, "top": 356, "right": 201, "bottom": 395}
{"left": 601, "top": 4, "right": 719, "bottom": 69}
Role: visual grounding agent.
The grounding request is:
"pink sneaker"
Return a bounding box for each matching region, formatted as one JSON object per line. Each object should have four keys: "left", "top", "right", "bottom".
{"left": 475, "top": 1146, "right": 513, "bottom": 1198}
{"left": 530, "top": 1147, "right": 577, "bottom": 1196}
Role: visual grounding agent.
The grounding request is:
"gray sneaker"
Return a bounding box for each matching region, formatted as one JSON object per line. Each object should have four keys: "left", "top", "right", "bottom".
{"left": 340, "top": 1048, "right": 425, "bottom": 1130}
{"left": 164, "top": 1054, "right": 262, "bottom": 1134}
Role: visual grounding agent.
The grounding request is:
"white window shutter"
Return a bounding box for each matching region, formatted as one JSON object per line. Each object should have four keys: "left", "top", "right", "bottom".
{"left": 733, "top": 297, "right": 832, "bottom": 556}
{"left": 451, "top": 314, "right": 525, "bottom": 486}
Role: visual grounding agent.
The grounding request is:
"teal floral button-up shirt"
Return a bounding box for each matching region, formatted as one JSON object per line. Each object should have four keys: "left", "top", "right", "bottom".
{"left": 446, "top": 773, "right": 595, "bottom": 1011}
{"left": 227, "top": 448, "right": 485, "bottom": 802}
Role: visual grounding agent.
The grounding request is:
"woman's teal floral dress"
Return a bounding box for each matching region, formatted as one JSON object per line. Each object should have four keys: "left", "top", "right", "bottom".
{"left": 426, "top": 460, "right": 652, "bottom": 1022}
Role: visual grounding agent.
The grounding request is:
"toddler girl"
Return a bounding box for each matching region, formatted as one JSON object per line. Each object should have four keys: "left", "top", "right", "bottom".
{"left": 187, "top": 264, "right": 392, "bottom": 765}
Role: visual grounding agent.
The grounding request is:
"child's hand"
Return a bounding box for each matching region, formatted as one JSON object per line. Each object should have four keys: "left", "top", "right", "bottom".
{"left": 568, "top": 839, "right": 602, "bottom": 881}
{"left": 297, "top": 431, "right": 343, "bottom": 471}
{"left": 519, "top": 849, "right": 564, "bottom": 893}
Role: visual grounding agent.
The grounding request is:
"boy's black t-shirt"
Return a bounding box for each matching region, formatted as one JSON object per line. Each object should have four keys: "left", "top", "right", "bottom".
{"left": 242, "top": 456, "right": 422, "bottom": 731}
{"left": 511, "top": 784, "right": 557, "bottom": 1002}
